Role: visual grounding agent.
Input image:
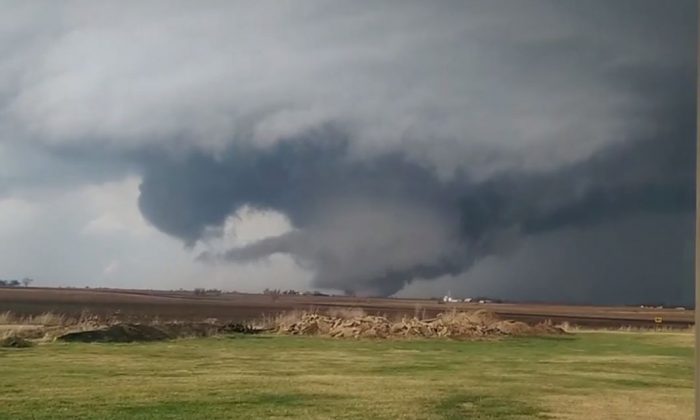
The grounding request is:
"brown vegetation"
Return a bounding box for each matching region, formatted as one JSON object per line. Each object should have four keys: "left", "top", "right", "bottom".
{"left": 0, "top": 307, "right": 566, "bottom": 344}
{"left": 276, "top": 310, "right": 565, "bottom": 339}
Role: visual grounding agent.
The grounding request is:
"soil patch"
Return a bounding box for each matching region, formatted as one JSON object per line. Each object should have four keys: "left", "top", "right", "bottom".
{"left": 58, "top": 324, "right": 172, "bottom": 343}
{"left": 56, "top": 322, "right": 267, "bottom": 343}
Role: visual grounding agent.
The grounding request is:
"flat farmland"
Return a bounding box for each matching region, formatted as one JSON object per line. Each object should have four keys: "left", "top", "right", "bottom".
{"left": 0, "top": 287, "right": 692, "bottom": 329}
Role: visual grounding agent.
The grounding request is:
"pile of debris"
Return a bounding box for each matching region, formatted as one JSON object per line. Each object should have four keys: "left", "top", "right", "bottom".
{"left": 277, "top": 310, "right": 564, "bottom": 339}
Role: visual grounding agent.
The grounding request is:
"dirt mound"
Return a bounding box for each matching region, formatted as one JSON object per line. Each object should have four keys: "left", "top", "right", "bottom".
{"left": 277, "top": 311, "right": 565, "bottom": 339}
{"left": 56, "top": 322, "right": 266, "bottom": 343}
{"left": 58, "top": 324, "right": 172, "bottom": 343}
{"left": 218, "top": 323, "right": 267, "bottom": 334}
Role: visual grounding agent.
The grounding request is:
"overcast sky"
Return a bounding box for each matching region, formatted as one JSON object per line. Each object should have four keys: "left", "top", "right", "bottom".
{"left": 0, "top": 0, "right": 696, "bottom": 304}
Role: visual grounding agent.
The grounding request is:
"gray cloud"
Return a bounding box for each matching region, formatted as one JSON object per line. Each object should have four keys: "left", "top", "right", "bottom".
{"left": 198, "top": 197, "right": 468, "bottom": 296}
{"left": 0, "top": 0, "right": 696, "bottom": 302}
{"left": 399, "top": 212, "right": 694, "bottom": 306}
{"left": 142, "top": 102, "right": 694, "bottom": 297}
{"left": 3, "top": 1, "right": 692, "bottom": 174}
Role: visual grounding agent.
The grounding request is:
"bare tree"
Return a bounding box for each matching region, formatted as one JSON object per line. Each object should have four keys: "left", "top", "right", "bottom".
{"left": 21, "top": 278, "right": 33, "bottom": 287}
{"left": 264, "top": 288, "right": 281, "bottom": 302}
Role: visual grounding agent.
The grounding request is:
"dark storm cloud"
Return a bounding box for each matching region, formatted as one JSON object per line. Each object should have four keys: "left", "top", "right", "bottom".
{"left": 141, "top": 83, "right": 695, "bottom": 297}
{"left": 1, "top": 0, "right": 696, "bottom": 301}
{"left": 135, "top": 0, "right": 695, "bottom": 298}
{"left": 140, "top": 132, "right": 474, "bottom": 294}
{"left": 406, "top": 212, "right": 694, "bottom": 306}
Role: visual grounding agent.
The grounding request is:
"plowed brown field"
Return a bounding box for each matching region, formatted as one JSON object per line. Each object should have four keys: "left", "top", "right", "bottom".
{"left": 0, "top": 287, "right": 693, "bottom": 329}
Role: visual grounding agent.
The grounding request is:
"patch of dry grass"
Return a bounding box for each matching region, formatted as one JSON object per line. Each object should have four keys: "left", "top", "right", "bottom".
{"left": 0, "top": 311, "right": 117, "bottom": 343}
{"left": 0, "top": 310, "right": 13, "bottom": 324}
{"left": 27, "top": 312, "right": 66, "bottom": 326}
{"left": 0, "top": 311, "right": 70, "bottom": 326}
{"left": 326, "top": 307, "right": 366, "bottom": 319}
{"left": 259, "top": 309, "right": 310, "bottom": 330}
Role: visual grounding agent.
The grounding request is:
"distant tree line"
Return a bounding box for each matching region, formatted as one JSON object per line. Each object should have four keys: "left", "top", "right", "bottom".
{"left": 0, "top": 278, "right": 33, "bottom": 287}
{"left": 263, "top": 288, "right": 303, "bottom": 296}
{"left": 263, "top": 288, "right": 329, "bottom": 298}
{"left": 193, "top": 288, "right": 222, "bottom": 296}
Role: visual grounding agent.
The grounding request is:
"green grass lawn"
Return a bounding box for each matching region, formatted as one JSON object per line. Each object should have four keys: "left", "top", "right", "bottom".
{"left": 0, "top": 332, "right": 692, "bottom": 419}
